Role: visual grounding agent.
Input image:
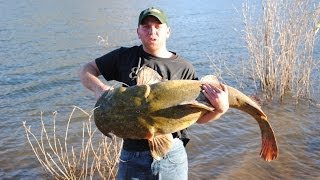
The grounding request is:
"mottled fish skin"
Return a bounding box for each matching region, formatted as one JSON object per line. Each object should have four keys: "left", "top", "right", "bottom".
{"left": 94, "top": 67, "right": 278, "bottom": 161}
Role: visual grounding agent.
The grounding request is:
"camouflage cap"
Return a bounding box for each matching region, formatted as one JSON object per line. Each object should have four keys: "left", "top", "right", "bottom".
{"left": 138, "top": 7, "right": 168, "bottom": 25}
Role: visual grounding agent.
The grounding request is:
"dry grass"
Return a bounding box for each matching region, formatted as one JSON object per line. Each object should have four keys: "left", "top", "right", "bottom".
{"left": 242, "top": 0, "right": 320, "bottom": 101}
{"left": 23, "top": 106, "right": 122, "bottom": 179}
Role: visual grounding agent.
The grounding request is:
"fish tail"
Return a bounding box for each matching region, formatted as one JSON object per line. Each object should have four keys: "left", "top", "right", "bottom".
{"left": 226, "top": 86, "right": 278, "bottom": 161}
{"left": 148, "top": 134, "right": 174, "bottom": 160}
{"left": 258, "top": 116, "right": 278, "bottom": 161}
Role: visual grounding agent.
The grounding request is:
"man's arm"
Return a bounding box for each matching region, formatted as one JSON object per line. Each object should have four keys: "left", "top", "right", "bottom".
{"left": 196, "top": 83, "right": 229, "bottom": 124}
{"left": 79, "top": 60, "right": 111, "bottom": 99}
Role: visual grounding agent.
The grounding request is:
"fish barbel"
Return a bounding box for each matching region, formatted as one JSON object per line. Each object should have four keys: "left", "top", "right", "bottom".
{"left": 94, "top": 66, "right": 278, "bottom": 161}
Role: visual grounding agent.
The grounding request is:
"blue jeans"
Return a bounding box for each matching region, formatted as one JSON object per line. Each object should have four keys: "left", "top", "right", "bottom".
{"left": 117, "top": 138, "right": 188, "bottom": 180}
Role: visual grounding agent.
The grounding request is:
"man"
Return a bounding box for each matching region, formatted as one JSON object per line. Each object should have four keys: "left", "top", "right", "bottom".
{"left": 79, "top": 7, "right": 229, "bottom": 180}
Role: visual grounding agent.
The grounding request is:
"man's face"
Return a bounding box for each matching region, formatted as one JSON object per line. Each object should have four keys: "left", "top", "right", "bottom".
{"left": 137, "top": 16, "right": 170, "bottom": 52}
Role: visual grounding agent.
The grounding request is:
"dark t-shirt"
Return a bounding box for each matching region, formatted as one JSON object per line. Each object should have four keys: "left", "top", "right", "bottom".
{"left": 95, "top": 45, "right": 196, "bottom": 150}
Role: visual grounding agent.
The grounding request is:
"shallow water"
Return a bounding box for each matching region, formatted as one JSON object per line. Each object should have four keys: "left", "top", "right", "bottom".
{"left": 1, "top": 0, "right": 319, "bottom": 179}
{"left": 188, "top": 99, "right": 320, "bottom": 179}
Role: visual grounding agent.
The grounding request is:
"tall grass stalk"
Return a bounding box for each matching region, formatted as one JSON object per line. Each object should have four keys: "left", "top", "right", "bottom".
{"left": 242, "top": 0, "right": 320, "bottom": 101}
{"left": 23, "top": 106, "right": 122, "bottom": 179}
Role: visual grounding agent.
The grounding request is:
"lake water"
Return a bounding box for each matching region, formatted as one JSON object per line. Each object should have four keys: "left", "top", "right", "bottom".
{"left": 1, "top": 0, "right": 320, "bottom": 179}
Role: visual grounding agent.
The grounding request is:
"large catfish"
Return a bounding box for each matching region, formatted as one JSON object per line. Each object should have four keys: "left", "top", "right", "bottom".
{"left": 94, "top": 66, "right": 278, "bottom": 161}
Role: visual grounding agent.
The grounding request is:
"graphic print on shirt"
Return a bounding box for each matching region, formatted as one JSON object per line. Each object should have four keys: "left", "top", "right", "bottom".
{"left": 128, "top": 57, "right": 142, "bottom": 82}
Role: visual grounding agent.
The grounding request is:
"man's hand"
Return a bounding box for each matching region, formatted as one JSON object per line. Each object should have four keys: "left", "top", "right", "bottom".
{"left": 196, "top": 83, "right": 229, "bottom": 124}
{"left": 202, "top": 83, "right": 229, "bottom": 114}
{"left": 94, "top": 85, "right": 111, "bottom": 100}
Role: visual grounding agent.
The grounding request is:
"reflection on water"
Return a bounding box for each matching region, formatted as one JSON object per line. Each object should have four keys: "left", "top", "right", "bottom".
{"left": 1, "top": 0, "right": 319, "bottom": 179}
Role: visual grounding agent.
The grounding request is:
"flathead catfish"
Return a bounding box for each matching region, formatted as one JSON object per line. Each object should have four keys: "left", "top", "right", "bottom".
{"left": 94, "top": 66, "right": 278, "bottom": 161}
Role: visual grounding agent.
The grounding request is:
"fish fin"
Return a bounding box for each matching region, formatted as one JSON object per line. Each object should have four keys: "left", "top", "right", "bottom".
{"left": 98, "top": 129, "right": 113, "bottom": 139}
{"left": 180, "top": 101, "right": 215, "bottom": 112}
{"left": 249, "top": 95, "right": 263, "bottom": 107}
{"left": 258, "top": 116, "right": 278, "bottom": 162}
{"left": 105, "top": 133, "right": 113, "bottom": 139}
{"left": 136, "top": 66, "right": 163, "bottom": 85}
{"left": 200, "top": 75, "right": 220, "bottom": 84}
{"left": 148, "top": 134, "right": 173, "bottom": 160}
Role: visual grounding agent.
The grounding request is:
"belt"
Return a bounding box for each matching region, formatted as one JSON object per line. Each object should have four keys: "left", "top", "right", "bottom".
{"left": 123, "top": 133, "right": 179, "bottom": 151}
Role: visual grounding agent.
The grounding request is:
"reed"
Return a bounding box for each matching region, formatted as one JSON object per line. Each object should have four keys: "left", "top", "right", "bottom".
{"left": 242, "top": 0, "right": 320, "bottom": 101}
{"left": 23, "top": 106, "right": 122, "bottom": 179}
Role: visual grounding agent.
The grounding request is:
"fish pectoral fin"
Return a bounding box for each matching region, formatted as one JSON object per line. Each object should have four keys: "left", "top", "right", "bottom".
{"left": 105, "top": 133, "right": 113, "bottom": 139}
{"left": 148, "top": 134, "right": 174, "bottom": 160}
{"left": 180, "top": 101, "right": 215, "bottom": 112}
{"left": 100, "top": 131, "right": 113, "bottom": 139}
{"left": 136, "top": 66, "right": 163, "bottom": 85}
